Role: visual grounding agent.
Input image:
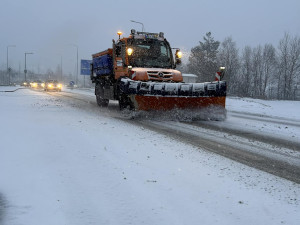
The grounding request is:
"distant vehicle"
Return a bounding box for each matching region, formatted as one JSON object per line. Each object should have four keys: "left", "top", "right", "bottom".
{"left": 182, "top": 74, "right": 198, "bottom": 83}
{"left": 21, "top": 81, "right": 31, "bottom": 87}
{"left": 67, "top": 81, "right": 75, "bottom": 89}
{"left": 30, "top": 80, "right": 44, "bottom": 89}
{"left": 44, "top": 80, "right": 62, "bottom": 92}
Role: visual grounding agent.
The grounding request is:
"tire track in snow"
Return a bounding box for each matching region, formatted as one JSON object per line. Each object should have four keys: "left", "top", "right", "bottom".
{"left": 229, "top": 110, "right": 300, "bottom": 128}
{"left": 183, "top": 120, "right": 300, "bottom": 152}
{"left": 39, "top": 89, "right": 300, "bottom": 183}
{"left": 128, "top": 119, "right": 300, "bottom": 184}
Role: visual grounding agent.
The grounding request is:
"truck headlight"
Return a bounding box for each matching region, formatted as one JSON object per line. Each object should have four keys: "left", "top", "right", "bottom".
{"left": 127, "top": 48, "right": 133, "bottom": 56}
{"left": 176, "top": 50, "right": 182, "bottom": 59}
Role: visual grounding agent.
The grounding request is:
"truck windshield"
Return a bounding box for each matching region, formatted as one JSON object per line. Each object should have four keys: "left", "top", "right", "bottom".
{"left": 128, "top": 39, "right": 173, "bottom": 68}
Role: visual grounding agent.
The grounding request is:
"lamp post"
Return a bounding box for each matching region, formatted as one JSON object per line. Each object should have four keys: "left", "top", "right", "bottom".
{"left": 7, "top": 45, "right": 16, "bottom": 85}
{"left": 71, "top": 44, "right": 78, "bottom": 85}
{"left": 130, "top": 20, "right": 144, "bottom": 32}
{"left": 24, "top": 52, "right": 33, "bottom": 82}
{"left": 57, "top": 54, "right": 63, "bottom": 82}
{"left": 60, "top": 55, "right": 63, "bottom": 82}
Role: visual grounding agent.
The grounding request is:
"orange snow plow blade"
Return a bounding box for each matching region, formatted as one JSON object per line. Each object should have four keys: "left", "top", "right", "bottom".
{"left": 132, "top": 95, "right": 226, "bottom": 111}
{"left": 120, "top": 78, "right": 227, "bottom": 119}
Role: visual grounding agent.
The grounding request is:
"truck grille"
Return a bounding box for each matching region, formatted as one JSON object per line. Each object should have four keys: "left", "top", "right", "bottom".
{"left": 147, "top": 71, "right": 173, "bottom": 81}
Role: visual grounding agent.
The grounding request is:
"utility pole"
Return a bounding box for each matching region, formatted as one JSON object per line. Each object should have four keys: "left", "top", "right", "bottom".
{"left": 57, "top": 54, "right": 63, "bottom": 82}
{"left": 24, "top": 52, "right": 33, "bottom": 82}
{"left": 71, "top": 44, "right": 78, "bottom": 85}
{"left": 7, "top": 45, "right": 16, "bottom": 85}
{"left": 61, "top": 55, "right": 63, "bottom": 82}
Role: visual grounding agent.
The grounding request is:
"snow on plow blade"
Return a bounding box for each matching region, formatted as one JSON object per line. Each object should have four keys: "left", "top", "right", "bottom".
{"left": 120, "top": 78, "right": 227, "bottom": 111}
{"left": 132, "top": 95, "right": 226, "bottom": 111}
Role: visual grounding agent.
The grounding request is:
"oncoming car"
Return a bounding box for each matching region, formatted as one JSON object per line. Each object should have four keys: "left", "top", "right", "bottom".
{"left": 21, "top": 81, "right": 31, "bottom": 87}
{"left": 30, "top": 80, "right": 44, "bottom": 89}
{"left": 44, "top": 80, "right": 62, "bottom": 92}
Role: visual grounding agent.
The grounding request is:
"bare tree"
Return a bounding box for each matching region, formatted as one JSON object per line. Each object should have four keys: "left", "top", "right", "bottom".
{"left": 277, "top": 33, "right": 300, "bottom": 99}
{"left": 186, "top": 32, "right": 300, "bottom": 100}
{"left": 217, "top": 37, "right": 240, "bottom": 95}
{"left": 262, "top": 44, "right": 277, "bottom": 98}
{"left": 251, "top": 45, "right": 264, "bottom": 97}
{"left": 240, "top": 46, "right": 253, "bottom": 97}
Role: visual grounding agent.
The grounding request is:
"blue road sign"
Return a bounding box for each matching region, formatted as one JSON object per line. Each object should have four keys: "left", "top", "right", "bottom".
{"left": 80, "top": 59, "right": 92, "bottom": 75}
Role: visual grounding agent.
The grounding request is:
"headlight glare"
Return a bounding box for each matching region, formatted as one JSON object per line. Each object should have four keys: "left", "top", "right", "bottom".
{"left": 127, "top": 48, "right": 133, "bottom": 56}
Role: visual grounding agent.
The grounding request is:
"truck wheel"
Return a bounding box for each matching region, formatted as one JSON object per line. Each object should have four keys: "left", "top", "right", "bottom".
{"left": 96, "top": 95, "right": 109, "bottom": 107}
{"left": 95, "top": 83, "right": 109, "bottom": 107}
{"left": 119, "top": 94, "right": 134, "bottom": 110}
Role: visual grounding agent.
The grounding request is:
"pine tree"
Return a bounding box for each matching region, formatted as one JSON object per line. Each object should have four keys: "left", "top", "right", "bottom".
{"left": 188, "top": 32, "right": 220, "bottom": 82}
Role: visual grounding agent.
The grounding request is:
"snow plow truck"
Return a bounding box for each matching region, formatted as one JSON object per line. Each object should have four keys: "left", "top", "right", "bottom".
{"left": 90, "top": 29, "right": 227, "bottom": 119}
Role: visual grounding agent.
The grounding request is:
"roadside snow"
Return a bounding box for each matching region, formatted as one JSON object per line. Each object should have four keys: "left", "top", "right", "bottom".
{"left": 226, "top": 96, "right": 300, "bottom": 144}
{"left": 0, "top": 87, "right": 299, "bottom": 225}
{"left": 226, "top": 96, "right": 300, "bottom": 120}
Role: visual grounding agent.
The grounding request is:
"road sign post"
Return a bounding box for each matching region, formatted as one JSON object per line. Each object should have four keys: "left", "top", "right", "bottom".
{"left": 80, "top": 59, "right": 92, "bottom": 88}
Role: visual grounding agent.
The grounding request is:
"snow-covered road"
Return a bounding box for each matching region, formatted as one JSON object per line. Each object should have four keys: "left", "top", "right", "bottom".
{"left": 54, "top": 88, "right": 300, "bottom": 182}
{"left": 0, "top": 87, "right": 299, "bottom": 225}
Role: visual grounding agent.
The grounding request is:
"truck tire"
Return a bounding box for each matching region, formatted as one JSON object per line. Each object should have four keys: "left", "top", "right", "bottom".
{"left": 95, "top": 83, "right": 109, "bottom": 107}
{"left": 119, "top": 94, "right": 133, "bottom": 110}
{"left": 96, "top": 95, "right": 109, "bottom": 107}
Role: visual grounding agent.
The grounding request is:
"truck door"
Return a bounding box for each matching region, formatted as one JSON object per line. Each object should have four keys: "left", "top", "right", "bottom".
{"left": 114, "top": 40, "right": 128, "bottom": 80}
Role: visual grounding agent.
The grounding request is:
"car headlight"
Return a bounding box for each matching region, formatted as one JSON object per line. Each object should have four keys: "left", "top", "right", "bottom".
{"left": 48, "top": 84, "right": 52, "bottom": 88}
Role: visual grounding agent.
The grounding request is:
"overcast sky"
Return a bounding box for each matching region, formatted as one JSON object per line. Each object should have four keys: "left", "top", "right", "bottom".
{"left": 1, "top": 0, "right": 300, "bottom": 76}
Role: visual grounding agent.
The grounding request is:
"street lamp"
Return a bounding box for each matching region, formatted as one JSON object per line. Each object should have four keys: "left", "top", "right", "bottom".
{"left": 24, "top": 52, "right": 34, "bottom": 82}
{"left": 7, "top": 45, "right": 16, "bottom": 85}
{"left": 60, "top": 55, "right": 63, "bottom": 82}
{"left": 57, "top": 54, "right": 63, "bottom": 82}
{"left": 71, "top": 44, "right": 78, "bottom": 85}
{"left": 130, "top": 20, "right": 144, "bottom": 32}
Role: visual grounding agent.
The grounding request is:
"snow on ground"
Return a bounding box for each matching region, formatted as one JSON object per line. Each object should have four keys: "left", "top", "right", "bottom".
{"left": 226, "top": 96, "right": 300, "bottom": 120}
{"left": 225, "top": 97, "right": 300, "bottom": 144}
{"left": 64, "top": 88, "right": 300, "bottom": 142}
{"left": 0, "top": 87, "right": 299, "bottom": 225}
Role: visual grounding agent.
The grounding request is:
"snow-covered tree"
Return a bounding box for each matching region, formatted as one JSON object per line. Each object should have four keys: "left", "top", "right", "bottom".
{"left": 187, "top": 32, "right": 220, "bottom": 82}
{"left": 240, "top": 46, "right": 253, "bottom": 97}
{"left": 262, "top": 44, "right": 277, "bottom": 98}
{"left": 217, "top": 37, "right": 240, "bottom": 94}
{"left": 277, "top": 33, "right": 300, "bottom": 99}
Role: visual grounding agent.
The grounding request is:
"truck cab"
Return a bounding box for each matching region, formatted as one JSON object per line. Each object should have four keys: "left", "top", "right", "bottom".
{"left": 113, "top": 29, "right": 183, "bottom": 82}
